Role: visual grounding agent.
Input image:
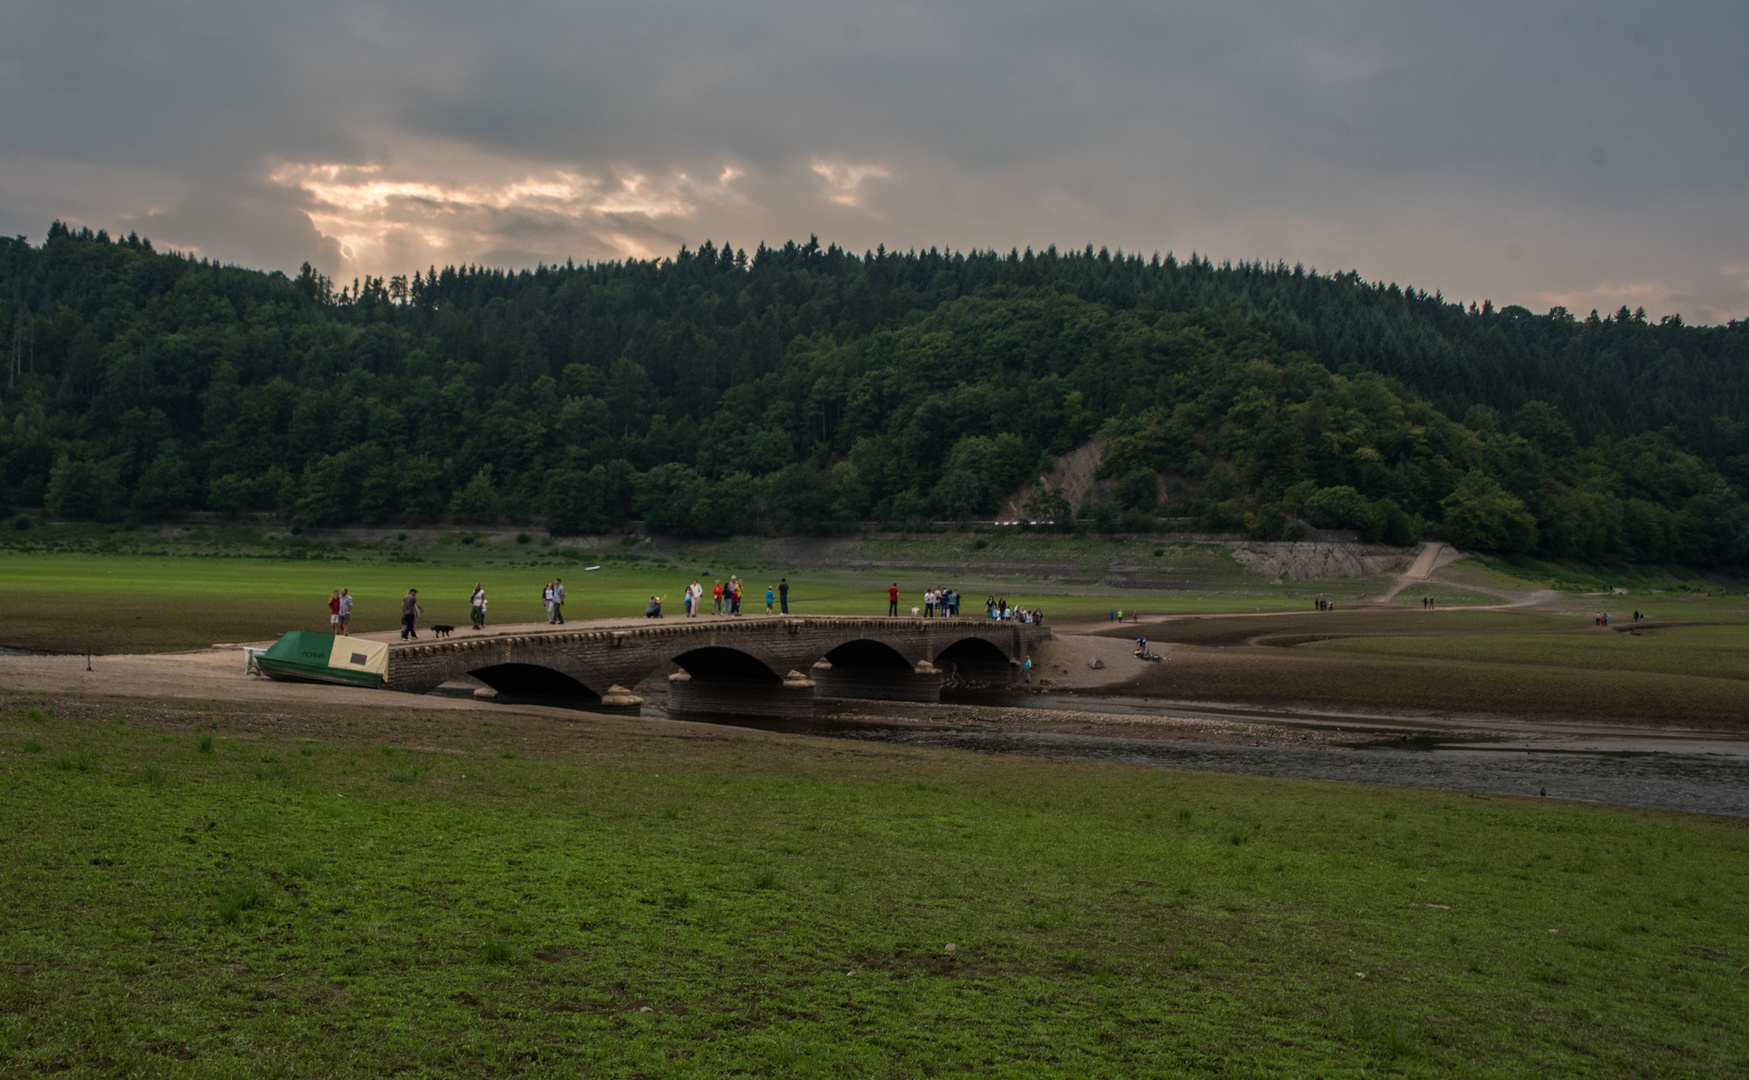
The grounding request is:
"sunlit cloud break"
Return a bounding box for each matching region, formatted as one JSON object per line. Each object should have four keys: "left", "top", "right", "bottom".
{"left": 810, "top": 158, "right": 891, "bottom": 209}
{"left": 270, "top": 161, "right": 742, "bottom": 268}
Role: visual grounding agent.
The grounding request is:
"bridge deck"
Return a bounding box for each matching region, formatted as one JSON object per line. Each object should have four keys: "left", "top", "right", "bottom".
{"left": 356, "top": 613, "right": 1041, "bottom": 649}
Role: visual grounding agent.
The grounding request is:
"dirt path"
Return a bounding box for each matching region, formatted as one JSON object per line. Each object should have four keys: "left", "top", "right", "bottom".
{"left": 1377, "top": 542, "right": 1446, "bottom": 602}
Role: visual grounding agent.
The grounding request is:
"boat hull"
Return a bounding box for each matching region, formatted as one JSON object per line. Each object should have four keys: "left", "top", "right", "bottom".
{"left": 257, "top": 658, "right": 383, "bottom": 688}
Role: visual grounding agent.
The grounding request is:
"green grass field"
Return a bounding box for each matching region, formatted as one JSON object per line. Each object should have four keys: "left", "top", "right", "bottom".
{"left": 1122, "top": 609, "right": 1749, "bottom": 724}
{"left": 2, "top": 694, "right": 1745, "bottom": 1077}
{"left": 1303, "top": 624, "right": 1749, "bottom": 682}
{"left": 0, "top": 524, "right": 1413, "bottom": 654}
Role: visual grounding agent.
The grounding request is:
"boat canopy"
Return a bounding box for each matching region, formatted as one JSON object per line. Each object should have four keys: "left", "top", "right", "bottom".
{"left": 257, "top": 632, "right": 388, "bottom": 684}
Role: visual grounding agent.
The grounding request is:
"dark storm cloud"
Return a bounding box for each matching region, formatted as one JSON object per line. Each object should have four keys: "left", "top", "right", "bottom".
{"left": 2, "top": 0, "right": 1744, "bottom": 319}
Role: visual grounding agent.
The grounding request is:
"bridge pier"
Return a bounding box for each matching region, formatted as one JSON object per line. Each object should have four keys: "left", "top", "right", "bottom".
{"left": 811, "top": 659, "right": 943, "bottom": 703}
{"left": 666, "top": 670, "right": 815, "bottom": 720}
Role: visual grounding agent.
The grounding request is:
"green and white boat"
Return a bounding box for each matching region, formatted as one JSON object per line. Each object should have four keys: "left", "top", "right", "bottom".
{"left": 250, "top": 632, "right": 388, "bottom": 688}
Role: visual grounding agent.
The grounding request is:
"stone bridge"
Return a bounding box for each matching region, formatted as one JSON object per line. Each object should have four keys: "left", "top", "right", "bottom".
{"left": 385, "top": 617, "right": 1053, "bottom": 718}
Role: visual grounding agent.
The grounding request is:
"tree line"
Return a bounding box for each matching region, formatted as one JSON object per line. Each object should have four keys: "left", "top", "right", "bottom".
{"left": 2, "top": 222, "right": 1747, "bottom": 564}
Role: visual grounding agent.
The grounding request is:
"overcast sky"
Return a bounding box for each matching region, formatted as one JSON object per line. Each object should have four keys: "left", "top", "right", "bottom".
{"left": 4, "top": 0, "right": 1745, "bottom": 322}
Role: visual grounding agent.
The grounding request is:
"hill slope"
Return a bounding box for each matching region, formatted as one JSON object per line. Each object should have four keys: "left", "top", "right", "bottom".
{"left": 1, "top": 226, "right": 1746, "bottom": 564}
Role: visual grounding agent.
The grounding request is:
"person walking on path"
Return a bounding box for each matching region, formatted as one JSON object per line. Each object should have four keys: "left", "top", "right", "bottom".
{"left": 400, "top": 589, "right": 421, "bottom": 639}
{"left": 778, "top": 577, "right": 789, "bottom": 615}
{"left": 765, "top": 585, "right": 776, "bottom": 615}
{"left": 712, "top": 580, "right": 724, "bottom": 615}
{"left": 730, "top": 579, "right": 743, "bottom": 616}
{"left": 338, "top": 588, "right": 353, "bottom": 634}
{"left": 689, "top": 579, "right": 704, "bottom": 617}
{"left": 888, "top": 583, "right": 900, "bottom": 616}
{"left": 553, "top": 578, "right": 566, "bottom": 624}
{"left": 470, "top": 583, "right": 487, "bottom": 630}
{"left": 543, "top": 581, "right": 557, "bottom": 624}
{"left": 328, "top": 590, "right": 342, "bottom": 633}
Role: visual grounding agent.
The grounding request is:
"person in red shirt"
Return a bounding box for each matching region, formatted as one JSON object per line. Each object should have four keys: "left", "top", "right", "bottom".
{"left": 888, "top": 583, "right": 900, "bottom": 617}
{"left": 712, "top": 580, "right": 724, "bottom": 615}
{"left": 328, "top": 590, "right": 342, "bottom": 634}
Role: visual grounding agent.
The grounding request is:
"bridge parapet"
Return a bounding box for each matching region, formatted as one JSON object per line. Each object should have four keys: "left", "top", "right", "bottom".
{"left": 383, "top": 616, "right": 1051, "bottom": 707}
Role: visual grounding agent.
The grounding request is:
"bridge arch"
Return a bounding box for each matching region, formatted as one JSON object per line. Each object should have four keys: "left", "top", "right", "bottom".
{"left": 469, "top": 662, "right": 601, "bottom": 704}
{"left": 672, "top": 646, "right": 783, "bottom": 684}
{"left": 824, "top": 638, "right": 914, "bottom": 670}
{"left": 933, "top": 636, "right": 1016, "bottom": 685}
{"left": 934, "top": 636, "right": 1012, "bottom": 664}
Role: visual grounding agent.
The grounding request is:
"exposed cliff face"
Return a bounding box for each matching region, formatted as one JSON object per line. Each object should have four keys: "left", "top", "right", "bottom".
{"left": 1227, "top": 542, "right": 1412, "bottom": 584}
{"left": 1001, "top": 441, "right": 1106, "bottom": 520}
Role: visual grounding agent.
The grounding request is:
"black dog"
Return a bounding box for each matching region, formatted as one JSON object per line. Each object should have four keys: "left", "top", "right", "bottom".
{"left": 431, "top": 624, "right": 455, "bottom": 638}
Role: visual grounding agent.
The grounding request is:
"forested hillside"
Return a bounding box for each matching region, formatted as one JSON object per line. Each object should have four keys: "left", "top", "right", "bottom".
{"left": 3, "top": 223, "right": 1748, "bottom": 564}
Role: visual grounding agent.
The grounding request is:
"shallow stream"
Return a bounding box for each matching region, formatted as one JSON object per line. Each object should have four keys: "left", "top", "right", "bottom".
{"left": 651, "top": 692, "right": 1749, "bottom": 818}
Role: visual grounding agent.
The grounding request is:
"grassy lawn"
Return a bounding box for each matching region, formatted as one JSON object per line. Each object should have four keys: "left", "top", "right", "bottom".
{"left": 1, "top": 695, "right": 1745, "bottom": 1077}
{"left": 0, "top": 532, "right": 1393, "bottom": 655}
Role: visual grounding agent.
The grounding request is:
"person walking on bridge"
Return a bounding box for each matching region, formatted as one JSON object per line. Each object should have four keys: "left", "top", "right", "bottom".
{"left": 778, "top": 577, "right": 789, "bottom": 615}
{"left": 400, "top": 588, "right": 421, "bottom": 640}
{"left": 553, "top": 578, "right": 566, "bottom": 624}
{"left": 888, "top": 583, "right": 900, "bottom": 617}
{"left": 470, "top": 583, "right": 486, "bottom": 630}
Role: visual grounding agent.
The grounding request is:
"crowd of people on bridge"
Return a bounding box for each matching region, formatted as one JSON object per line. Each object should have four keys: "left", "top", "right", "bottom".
{"left": 332, "top": 572, "right": 1066, "bottom": 635}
